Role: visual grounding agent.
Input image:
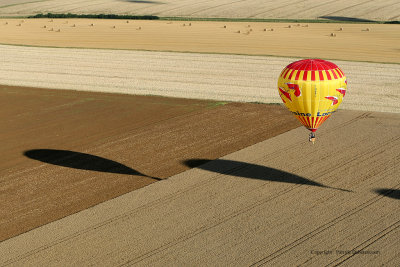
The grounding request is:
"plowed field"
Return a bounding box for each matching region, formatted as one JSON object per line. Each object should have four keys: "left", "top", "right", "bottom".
{"left": 0, "top": 84, "right": 299, "bottom": 241}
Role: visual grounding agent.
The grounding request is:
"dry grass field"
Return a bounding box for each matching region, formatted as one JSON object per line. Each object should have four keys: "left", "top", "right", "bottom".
{"left": 0, "top": 19, "right": 399, "bottom": 63}
{"left": 0, "top": 0, "right": 399, "bottom": 21}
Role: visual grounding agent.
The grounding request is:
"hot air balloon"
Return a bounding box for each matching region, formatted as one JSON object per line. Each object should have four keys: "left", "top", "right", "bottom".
{"left": 278, "top": 59, "right": 347, "bottom": 143}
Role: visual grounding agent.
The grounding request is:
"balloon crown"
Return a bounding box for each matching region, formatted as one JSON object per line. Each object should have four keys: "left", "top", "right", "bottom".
{"left": 286, "top": 59, "right": 339, "bottom": 71}
{"left": 281, "top": 59, "right": 345, "bottom": 81}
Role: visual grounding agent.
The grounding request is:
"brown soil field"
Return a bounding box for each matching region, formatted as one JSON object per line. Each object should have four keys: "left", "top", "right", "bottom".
{"left": 0, "top": 84, "right": 299, "bottom": 242}
{"left": 0, "top": 0, "right": 399, "bottom": 21}
{"left": 0, "top": 19, "right": 399, "bottom": 63}
{"left": 1, "top": 108, "right": 399, "bottom": 266}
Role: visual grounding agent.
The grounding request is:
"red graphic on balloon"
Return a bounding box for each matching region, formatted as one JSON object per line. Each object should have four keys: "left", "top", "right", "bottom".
{"left": 325, "top": 96, "right": 339, "bottom": 105}
{"left": 336, "top": 88, "right": 346, "bottom": 97}
{"left": 286, "top": 83, "right": 301, "bottom": 97}
{"left": 279, "top": 87, "right": 292, "bottom": 101}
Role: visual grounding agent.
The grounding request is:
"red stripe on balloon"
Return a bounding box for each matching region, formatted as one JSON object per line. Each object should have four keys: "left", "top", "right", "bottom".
{"left": 325, "top": 70, "right": 332, "bottom": 80}
{"left": 282, "top": 68, "right": 290, "bottom": 79}
{"left": 285, "top": 69, "right": 293, "bottom": 79}
{"left": 282, "top": 68, "right": 287, "bottom": 78}
{"left": 315, "top": 116, "right": 321, "bottom": 128}
{"left": 294, "top": 115, "right": 304, "bottom": 125}
{"left": 302, "top": 71, "right": 308, "bottom": 81}
{"left": 336, "top": 69, "right": 342, "bottom": 78}
{"left": 301, "top": 116, "right": 308, "bottom": 128}
{"left": 297, "top": 116, "right": 307, "bottom": 127}
{"left": 288, "top": 70, "right": 296, "bottom": 80}
{"left": 295, "top": 70, "right": 301, "bottom": 80}
{"left": 337, "top": 68, "right": 345, "bottom": 77}
{"left": 331, "top": 69, "right": 338, "bottom": 79}
{"left": 318, "top": 70, "right": 324, "bottom": 80}
{"left": 306, "top": 116, "right": 312, "bottom": 128}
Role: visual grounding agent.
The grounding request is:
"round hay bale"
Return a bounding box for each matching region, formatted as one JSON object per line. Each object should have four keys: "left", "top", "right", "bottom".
{"left": 339, "top": 27, "right": 343, "bottom": 31}
{"left": 330, "top": 32, "right": 336, "bottom": 37}
{"left": 223, "top": 25, "right": 226, "bottom": 28}
{"left": 263, "top": 28, "right": 267, "bottom": 31}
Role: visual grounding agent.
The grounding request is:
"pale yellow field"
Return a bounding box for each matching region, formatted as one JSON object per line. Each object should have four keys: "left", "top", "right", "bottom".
{"left": 0, "top": 18, "right": 399, "bottom": 63}
{"left": 0, "top": 0, "right": 399, "bottom": 21}
{"left": 1, "top": 44, "right": 399, "bottom": 113}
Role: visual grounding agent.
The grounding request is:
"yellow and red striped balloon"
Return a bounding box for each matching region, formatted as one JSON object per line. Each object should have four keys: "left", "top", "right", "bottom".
{"left": 278, "top": 59, "right": 347, "bottom": 138}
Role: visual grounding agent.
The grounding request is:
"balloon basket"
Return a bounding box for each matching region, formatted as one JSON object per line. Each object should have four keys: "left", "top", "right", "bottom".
{"left": 309, "top": 132, "right": 316, "bottom": 144}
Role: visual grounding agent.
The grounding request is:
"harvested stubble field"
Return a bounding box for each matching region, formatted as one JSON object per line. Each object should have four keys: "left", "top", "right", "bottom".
{"left": 1, "top": 44, "right": 399, "bottom": 113}
{"left": 0, "top": 0, "right": 399, "bottom": 21}
{"left": 0, "top": 19, "right": 399, "bottom": 63}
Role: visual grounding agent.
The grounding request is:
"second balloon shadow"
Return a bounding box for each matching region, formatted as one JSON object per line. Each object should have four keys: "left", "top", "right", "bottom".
{"left": 183, "top": 158, "right": 351, "bottom": 192}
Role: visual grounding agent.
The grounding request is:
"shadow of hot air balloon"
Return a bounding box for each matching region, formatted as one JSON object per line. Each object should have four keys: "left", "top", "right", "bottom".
{"left": 24, "top": 149, "right": 161, "bottom": 180}
{"left": 183, "top": 158, "right": 351, "bottom": 192}
{"left": 373, "top": 188, "right": 400, "bottom": 200}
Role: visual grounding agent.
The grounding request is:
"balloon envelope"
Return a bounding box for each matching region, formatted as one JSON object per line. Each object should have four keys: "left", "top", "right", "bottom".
{"left": 278, "top": 59, "right": 347, "bottom": 132}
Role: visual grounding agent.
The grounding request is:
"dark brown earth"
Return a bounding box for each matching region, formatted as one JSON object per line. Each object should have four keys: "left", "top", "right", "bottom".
{"left": 0, "top": 84, "right": 299, "bottom": 241}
